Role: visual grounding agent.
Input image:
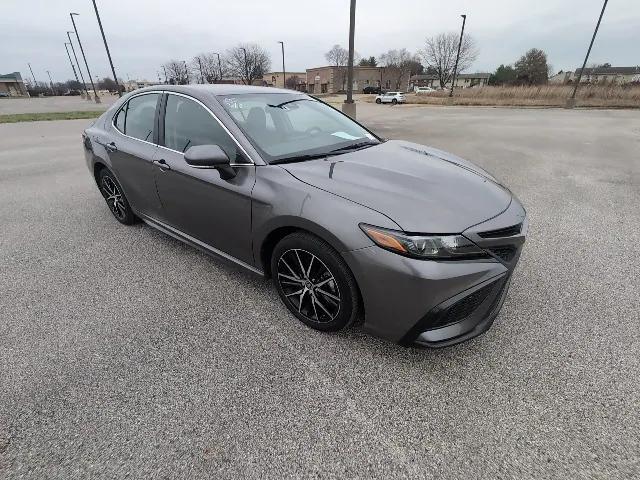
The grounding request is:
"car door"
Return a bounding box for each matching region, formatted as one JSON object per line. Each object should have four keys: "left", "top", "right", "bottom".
{"left": 108, "top": 92, "right": 164, "bottom": 218}
{"left": 153, "top": 92, "right": 256, "bottom": 265}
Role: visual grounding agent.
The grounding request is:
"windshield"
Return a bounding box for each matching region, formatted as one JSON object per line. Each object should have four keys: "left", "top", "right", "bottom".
{"left": 218, "top": 93, "right": 379, "bottom": 163}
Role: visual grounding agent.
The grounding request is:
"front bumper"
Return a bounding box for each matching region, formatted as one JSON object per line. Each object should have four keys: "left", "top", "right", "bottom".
{"left": 343, "top": 198, "right": 527, "bottom": 347}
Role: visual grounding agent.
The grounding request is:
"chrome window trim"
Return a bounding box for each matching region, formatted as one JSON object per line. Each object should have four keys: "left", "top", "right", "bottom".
{"left": 162, "top": 91, "right": 255, "bottom": 166}
{"left": 110, "top": 90, "right": 256, "bottom": 167}
{"left": 111, "top": 90, "right": 163, "bottom": 147}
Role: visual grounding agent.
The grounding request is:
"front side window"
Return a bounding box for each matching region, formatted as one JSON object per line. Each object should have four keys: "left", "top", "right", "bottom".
{"left": 218, "top": 93, "right": 379, "bottom": 163}
{"left": 114, "top": 93, "right": 159, "bottom": 142}
{"left": 163, "top": 94, "right": 240, "bottom": 162}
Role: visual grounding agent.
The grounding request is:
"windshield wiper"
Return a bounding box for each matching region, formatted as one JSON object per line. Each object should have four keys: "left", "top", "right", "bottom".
{"left": 329, "top": 141, "right": 379, "bottom": 154}
{"left": 267, "top": 98, "right": 311, "bottom": 109}
{"left": 270, "top": 152, "right": 340, "bottom": 164}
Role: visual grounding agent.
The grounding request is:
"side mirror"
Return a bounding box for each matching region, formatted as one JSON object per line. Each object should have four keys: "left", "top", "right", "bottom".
{"left": 184, "top": 145, "right": 236, "bottom": 180}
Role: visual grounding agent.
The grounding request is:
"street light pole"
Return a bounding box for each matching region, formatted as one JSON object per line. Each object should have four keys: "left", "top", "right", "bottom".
{"left": 343, "top": 0, "right": 357, "bottom": 119}
{"left": 46, "top": 70, "right": 55, "bottom": 94}
{"left": 449, "top": 14, "right": 467, "bottom": 98}
{"left": 27, "top": 62, "right": 38, "bottom": 87}
{"left": 67, "top": 31, "right": 90, "bottom": 99}
{"left": 277, "top": 41, "right": 286, "bottom": 88}
{"left": 568, "top": 0, "right": 609, "bottom": 106}
{"left": 70, "top": 13, "right": 101, "bottom": 103}
{"left": 197, "top": 57, "right": 205, "bottom": 83}
{"left": 91, "top": 0, "right": 122, "bottom": 96}
{"left": 64, "top": 43, "right": 81, "bottom": 86}
{"left": 212, "top": 52, "right": 222, "bottom": 82}
{"left": 239, "top": 47, "right": 249, "bottom": 85}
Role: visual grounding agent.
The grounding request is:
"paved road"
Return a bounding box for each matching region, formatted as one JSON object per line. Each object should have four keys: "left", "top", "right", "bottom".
{"left": 1, "top": 106, "right": 638, "bottom": 479}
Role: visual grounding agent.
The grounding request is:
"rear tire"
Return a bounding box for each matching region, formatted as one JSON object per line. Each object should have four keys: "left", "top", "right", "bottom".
{"left": 392, "top": 98, "right": 398, "bottom": 105}
{"left": 271, "top": 232, "right": 360, "bottom": 332}
{"left": 98, "top": 169, "right": 136, "bottom": 225}
{"left": 375, "top": 98, "right": 381, "bottom": 104}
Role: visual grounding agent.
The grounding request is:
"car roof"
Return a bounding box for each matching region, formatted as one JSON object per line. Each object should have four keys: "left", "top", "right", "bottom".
{"left": 131, "top": 84, "right": 300, "bottom": 96}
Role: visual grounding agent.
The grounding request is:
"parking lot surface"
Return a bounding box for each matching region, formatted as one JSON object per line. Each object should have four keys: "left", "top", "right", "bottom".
{"left": 1, "top": 105, "right": 638, "bottom": 479}
{"left": 0, "top": 95, "right": 116, "bottom": 115}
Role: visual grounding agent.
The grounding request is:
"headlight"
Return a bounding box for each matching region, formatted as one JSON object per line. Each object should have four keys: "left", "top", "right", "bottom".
{"left": 359, "top": 224, "right": 488, "bottom": 260}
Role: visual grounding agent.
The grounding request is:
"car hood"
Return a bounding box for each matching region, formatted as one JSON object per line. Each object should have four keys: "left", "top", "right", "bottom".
{"left": 280, "top": 140, "right": 512, "bottom": 233}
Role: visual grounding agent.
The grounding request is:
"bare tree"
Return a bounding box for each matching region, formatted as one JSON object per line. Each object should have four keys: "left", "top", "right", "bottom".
{"left": 420, "top": 33, "right": 478, "bottom": 88}
{"left": 164, "top": 60, "right": 190, "bottom": 85}
{"left": 192, "top": 53, "right": 224, "bottom": 83}
{"left": 225, "top": 43, "right": 271, "bottom": 85}
{"left": 325, "top": 44, "right": 359, "bottom": 91}
{"left": 379, "top": 48, "right": 421, "bottom": 90}
{"left": 285, "top": 75, "right": 301, "bottom": 90}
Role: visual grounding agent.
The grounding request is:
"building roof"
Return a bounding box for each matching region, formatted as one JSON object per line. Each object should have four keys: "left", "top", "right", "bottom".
{"left": 410, "top": 73, "right": 491, "bottom": 80}
{"left": 0, "top": 72, "right": 25, "bottom": 83}
{"left": 575, "top": 66, "right": 640, "bottom": 76}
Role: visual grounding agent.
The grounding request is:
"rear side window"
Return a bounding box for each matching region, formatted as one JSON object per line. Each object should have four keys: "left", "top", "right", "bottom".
{"left": 114, "top": 93, "right": 160, "bottom": 142}
{"left": 163, "top": 94, "right": 240, "bottom": 162}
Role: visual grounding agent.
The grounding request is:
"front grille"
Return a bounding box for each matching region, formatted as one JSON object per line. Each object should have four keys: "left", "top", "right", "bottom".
{"left": 430, "top": 282, "right": 496, "bottom": 330}
{"left": 488, "top": 245, "right": 517, "bottom": 262}
{"left": 478, "top": 223, "right": 522, "bottom": 238}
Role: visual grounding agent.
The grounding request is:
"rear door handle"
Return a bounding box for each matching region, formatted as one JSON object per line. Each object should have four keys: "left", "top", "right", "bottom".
{"left": 96, "top": 139, "right": 117, "bottom": 152}
{"left": 153, "top": 159, "right": 171, "bottom": 171}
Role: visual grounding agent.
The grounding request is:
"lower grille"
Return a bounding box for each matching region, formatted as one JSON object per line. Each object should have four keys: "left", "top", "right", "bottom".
{"left": 488, "top": 245, "right": 517, "bottom": 262}
{"left": 430, "top": 282, "right": 496, "bottom": 330}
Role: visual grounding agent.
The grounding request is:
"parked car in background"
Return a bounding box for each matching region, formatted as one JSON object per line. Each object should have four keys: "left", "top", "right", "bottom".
{"left": 375, "top": 92, "right": 405, "bottom": 104}
{"left": 363, "top": 86, "right": 382, "bottom": 94}
{"left": 415, "top": 86, "right": 436, "bottom": 95}
{"left": 0, "top": 92, "right": 10, "bottom": 97}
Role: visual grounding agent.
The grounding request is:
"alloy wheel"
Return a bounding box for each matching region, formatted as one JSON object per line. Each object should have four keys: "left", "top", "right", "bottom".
{"left": 101, "top": 176, "right": 126, "bottom": 221}
{"left": 277, "top": 248, "right": 341, "bottom": 323}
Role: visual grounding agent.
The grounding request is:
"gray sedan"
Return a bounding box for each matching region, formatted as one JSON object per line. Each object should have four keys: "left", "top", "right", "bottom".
{"left": 83, "top": 85, "right": 526, "bottom": 347}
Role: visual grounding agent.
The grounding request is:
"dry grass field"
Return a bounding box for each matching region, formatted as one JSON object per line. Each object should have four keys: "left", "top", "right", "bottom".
{"left": 366, "top": 85, "right": 640, "bottom": 108}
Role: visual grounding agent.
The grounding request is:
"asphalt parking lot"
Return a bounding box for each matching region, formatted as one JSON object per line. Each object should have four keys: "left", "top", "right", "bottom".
{"left": 1, "top": 104, "right": 638, "bottom": 479}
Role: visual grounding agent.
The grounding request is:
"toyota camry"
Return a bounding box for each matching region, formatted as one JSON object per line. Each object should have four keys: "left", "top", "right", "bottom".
{"left": 82, "top": 85, "right": 527, "bottom": 347}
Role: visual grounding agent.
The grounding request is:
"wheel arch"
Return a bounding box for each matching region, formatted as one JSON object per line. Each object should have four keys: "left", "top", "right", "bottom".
{"left": 257, "top": 217, "right": 351, "bottom": 278}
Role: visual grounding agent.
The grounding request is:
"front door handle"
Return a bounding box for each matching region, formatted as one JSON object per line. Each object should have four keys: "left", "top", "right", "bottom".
{"left": 153, "top": 159, "right": 171, "bottom": 171}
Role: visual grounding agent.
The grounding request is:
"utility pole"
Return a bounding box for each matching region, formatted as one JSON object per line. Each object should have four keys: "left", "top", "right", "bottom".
{"left": 183, "top": 60, "right": 189, "bottom": 84}
{"left": 239, "top": 47, "right": 249, "bottom": 85}
{"left": 342, "top": 0, "right": 357, "bottom": 119}
{"left": 449, "top": 14, "right": 467, "bottom": 98}
{"left": 162, "top": 65, "right": 168, "bottom": 84}
{"left": 277, "top": 41, "right": 286, "bottom": 88}
{"left": 91, "top": 0, "right": 122, "bottom": 96}
{"left": 46, "top": 70, "right": 55, "bottom": 94}
{"left": 212, "top": 52, "right": 222, "bottom": 82}
{"left": 67, "top": 31, "right": 90, "bottom": 99}
{"left": 568, "top": 0, "right": 609, "bottom": 107}
{"left": 70, "top": 13, "right": 101, "bottom": 103}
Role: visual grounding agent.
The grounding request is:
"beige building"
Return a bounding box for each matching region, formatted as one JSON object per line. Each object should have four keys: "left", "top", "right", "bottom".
{"left": 571, "top": 66, "right": 640, "bottom": 85}
{"left": 0, "top": 72, "right": 29, "bottom": 96}
{"left": 306, "top": 66, "right": 402, "bottom": 94}
{"left": 262, "top": 71, "right": 307, "bottom": 90}
{"left": 410, "top": 73, "right": 490, "bottom": 90}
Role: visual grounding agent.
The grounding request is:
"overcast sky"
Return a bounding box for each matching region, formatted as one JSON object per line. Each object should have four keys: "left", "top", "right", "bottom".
{"left": 2, "top": 0, "right": 639, "bottom": 84}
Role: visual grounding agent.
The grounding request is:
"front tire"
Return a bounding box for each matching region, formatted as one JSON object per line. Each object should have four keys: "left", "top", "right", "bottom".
{"left": 271, "top": 232, "right": 360, "bottom": 332}
{"left": 98, "top": 169, "right": 136, "bottom": 225}
{"left": 392, "top": 98, "right": 398, "bottom": 105}
{"left": 375, "top": 98, "right": 381, "bottom": 104}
